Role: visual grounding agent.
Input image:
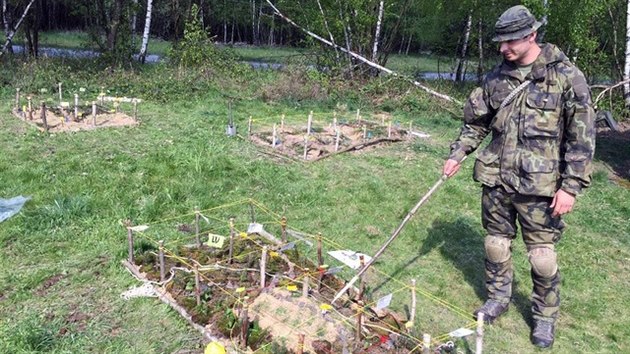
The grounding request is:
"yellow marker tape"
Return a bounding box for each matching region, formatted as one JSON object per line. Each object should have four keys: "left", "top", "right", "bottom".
{"left": 269, "top": 251, "right": 279, "bottom": 258}
{"left": 405, "top": 321, "right": 414, "bottom": 329}
{"left": 239, "top": 232, "right": 247, "bottom": 238}
{"left": 235, "top": 287, "right": 246, "bottom": 293}
{"left": 286, "top": 285, "right": 298, "bottom": 292}
{"left": 320, "top": 304, "right": 332, "bottom": 311}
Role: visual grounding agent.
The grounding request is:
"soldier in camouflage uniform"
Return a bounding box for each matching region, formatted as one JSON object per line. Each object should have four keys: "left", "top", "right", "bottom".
{"left": 442, "top": 5, "right": 595, "bottom": 349}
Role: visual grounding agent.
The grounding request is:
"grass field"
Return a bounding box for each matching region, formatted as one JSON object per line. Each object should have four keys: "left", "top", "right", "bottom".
{"left": 0, "top": 51, "right": 629, "bottom": 353}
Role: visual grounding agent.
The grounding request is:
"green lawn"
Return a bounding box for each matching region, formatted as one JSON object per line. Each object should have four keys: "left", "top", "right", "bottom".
{"left": 0, "top": 55, "right": 629, "bottom": 353}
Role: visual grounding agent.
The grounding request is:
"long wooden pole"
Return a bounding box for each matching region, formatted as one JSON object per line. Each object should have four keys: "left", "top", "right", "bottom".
{"left": 332, "top": 174, "right": 450, "bottom": 304}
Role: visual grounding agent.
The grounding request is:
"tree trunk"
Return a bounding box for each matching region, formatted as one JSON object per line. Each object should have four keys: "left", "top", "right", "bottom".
{"left": 2, "top": 0, "right": 11, "bottom": 53}
{"left": 477, "top": 18, "right": 483, "bottom": 85}
{"left": 138, "top": 0, "right": 153, "bottom": 63}
{"left": 337, "top": 0, "right": 354, "bottom": 77}
{"left": 0, "top": 0, "right": 36, "bottom": 57}
{"left": 316, "top": 0, "right": 339, "bottom": 60}
{"left": 251, "top": 0, "right": 255, "bottom": 44}
{"left": 131, "top": 0, "right": 138, "bottom": 47}
{"left": 106, "top": 0, "right": 123, "bottom": 52}
{"left": 625, "top": 0, "right": 630, "bottom": 106}
{"left": 455, "top": 10, "right": 472, "bottom": 82}
{"left": 257, "top": 0, "right": 262, "bottom": 45}
{"left": 405, "top": 34, "right": 412, "bottom": 55}
{"left": 371, "top": 0, "right": 384, "bottom": 64}
{"left": 538, "top": 0, "right": 549, "bottom": 42}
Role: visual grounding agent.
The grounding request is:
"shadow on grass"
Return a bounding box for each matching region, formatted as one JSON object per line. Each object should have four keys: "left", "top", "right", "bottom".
{"left": 373, "top": 217, "right": 533, "bottom": 326}
{"left": 596, "top": 127, "right": 630, "bottom": 183}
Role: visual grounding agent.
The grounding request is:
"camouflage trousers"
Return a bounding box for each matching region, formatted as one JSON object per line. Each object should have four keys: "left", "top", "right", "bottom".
{"left": 481, "top": 185, "right": 564, "bottom": 321}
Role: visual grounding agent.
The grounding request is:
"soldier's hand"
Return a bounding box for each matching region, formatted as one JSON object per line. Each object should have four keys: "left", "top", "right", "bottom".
{"left": 443, "top": 159, "right": 461, "bottom": 178}
{"left": 550, "top": 189, "right": 576, "bottom": 217}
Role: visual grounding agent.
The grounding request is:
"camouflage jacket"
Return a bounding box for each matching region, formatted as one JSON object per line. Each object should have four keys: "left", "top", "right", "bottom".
{"left": 449, "top": 44, "right": 595, "bottom": 197}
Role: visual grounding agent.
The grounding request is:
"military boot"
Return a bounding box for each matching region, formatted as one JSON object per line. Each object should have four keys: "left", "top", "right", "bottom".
{"left": 473, "top": 299, "right": 509, "bottom": 324}
{"left": 531, "top": 319, "right": 555, "bottom": 348}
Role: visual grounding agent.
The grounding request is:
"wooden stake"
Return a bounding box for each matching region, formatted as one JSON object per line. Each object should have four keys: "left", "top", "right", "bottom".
{"left": 260, "top": 246, "right": 268, "bottom": 289}
{"left": 335, "top": 129, "right": 340, "bottom": 151}
{"left": 281, "top": 114, "right": 285, "bottom": 129}
{"left": 15, "top": 88, "right": 20, "bottom": 110}
{"left": 27, "top": 96, "right": 32, "bottom": 120}
{"left": 133, "top": 99, "right": 138, "bottom": 121}
{"left": 159, "top": 240, "right": 166, "bottom": 282}
{"left": 422, "top": 333, "right": 431, "bottom": 354}
{"left": 296, "top": 333, "right": 305, "bottom": 354}
{"left": 307, "top": 111, "right": 313, "bottom": 134}
{"left": 356, "top": 109, "right": 360, "bottom": 123}
{"left": 317, "top": 233, "right": 324, "bottom": 292}
{"left": 317, "top": 233, "right": 323, "bottom": 267}
{"left": 303, "top": 135, "right": 308, "bottom": 160}
{"left": 248, "top": 116, "right": 252, "bottom": 137}
{"left": 476, "top": 313, "right": 484, "bottom": 354}
{"left": 228, "top": 217, "right": 235, "bottom": 264}
{"left": 408, "top": 121, "right": 413, "bottom": 139}
{"left": 99, "top": 87, "right": 105, "bottom": 105}
{"left": 362, "top": 125, "right": 367, "bottom": 140}
{"left": 302, "top": 271, "right": 310, "bottom": 298}
{"left": 280, "top": 216, "right": 287, "bottom": 243}
{"left": 358, "top": 255, "right": 366, "bottom": 298}
{"left": 194, "top": 207, "right": 201, "bottom": 247}
{"left": 272, "top": 123, "right": 277, "bottom": 147}
{"left": 92, "top": 101, "right": 97, "bottom": 126}
{"left": 388, "top": 121, "right": 392, "bottom": 138}
{"left": 240, "top": 302, "right": 250, "bottom": 349}
{"left": 126, "top": 221, "right": 134, "bottom": 263}
{"left": 355, "top": 300, "right": 363, "bottom": 342}
{"left": 194, "top": 264, "right": 201, "bottom": 306}
{"left": 58, "top": 83, "right": 62, "bottom": 102}
{"left": 381, "top": 115, "right": 385, "bottom": 125}
{"left": 410, "top": 279, "right": 417, "bottom": 324}
{"left": 333, "top": 114, "right": 337, "bottom": 130}
{"left": 74, "top": 94, "right": 79, "bottom": 120}
{"left": 40, "top": 101, "right": 48, "bottom": 132}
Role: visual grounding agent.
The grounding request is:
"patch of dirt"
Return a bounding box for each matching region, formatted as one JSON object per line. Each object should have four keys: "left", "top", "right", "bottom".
{"left": 58, "top": 310, "right": 90, "bottom": 336}
{"left": 134, "top": 229, "right": 417, "bottom": 353}
{"left": 12, "top": 107, "right": 137, "bottom": 133}
{"left": 250, "top": 119, "right": 416, "bottom": 161}
{"left": 249, "top": 289, "right": 343, "bottom": 353}
{"left": 35, "top": 274, "right": 65, "bottom": 296}
{"left": 596, "top": 122, "right": 630, "bottom": 186}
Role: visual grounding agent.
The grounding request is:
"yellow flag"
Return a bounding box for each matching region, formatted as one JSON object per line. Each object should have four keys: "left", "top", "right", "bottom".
{"left": 207, "top": 233, "right": 226, "bottom": 248}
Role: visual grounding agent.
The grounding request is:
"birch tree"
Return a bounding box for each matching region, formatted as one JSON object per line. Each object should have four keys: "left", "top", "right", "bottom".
{"left": 138, "top": 0, "right": 154, "bottom": 63}
{"left": 0, "top": 0, "right": 36, "bottom": 57}
{"left": 454, "top": 9, "right": 472, "bottom": 82}
{"left": 371, "top": 0, "right": 384, "bottom": 63}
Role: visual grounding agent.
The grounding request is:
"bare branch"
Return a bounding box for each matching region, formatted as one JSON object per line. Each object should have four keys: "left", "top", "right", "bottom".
{"left": 264, "top": 0, "right": 463, "bottom": 106}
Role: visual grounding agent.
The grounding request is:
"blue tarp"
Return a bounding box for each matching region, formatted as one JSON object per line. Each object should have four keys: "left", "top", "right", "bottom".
{"left": 0, "top": 196, "right": 30, "bottom": 223}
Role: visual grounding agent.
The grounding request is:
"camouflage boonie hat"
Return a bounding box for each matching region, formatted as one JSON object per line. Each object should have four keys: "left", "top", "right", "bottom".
{"left": 493, "top": 5, "right": 542, "bottom": 42}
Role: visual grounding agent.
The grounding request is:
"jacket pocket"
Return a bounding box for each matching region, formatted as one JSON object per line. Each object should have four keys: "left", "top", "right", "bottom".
{"left": 518, "top": 152, "right": 559, "bottom": 197}
{"left": 524, "top": 91, "right": 561, "bottom": 138}
{"left": 473, "top": 149, "right": 501, "bottom": 187}
{"left": 464, "top": 87, "right": 489, "bottom": 122}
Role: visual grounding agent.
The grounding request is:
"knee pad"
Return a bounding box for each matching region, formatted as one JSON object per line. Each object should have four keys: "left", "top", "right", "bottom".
{"left": 528, "top": 247, "right": 558, "bottom": 278}
{"left": 484, "top": 235, "right": 512, "bottom": 263}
